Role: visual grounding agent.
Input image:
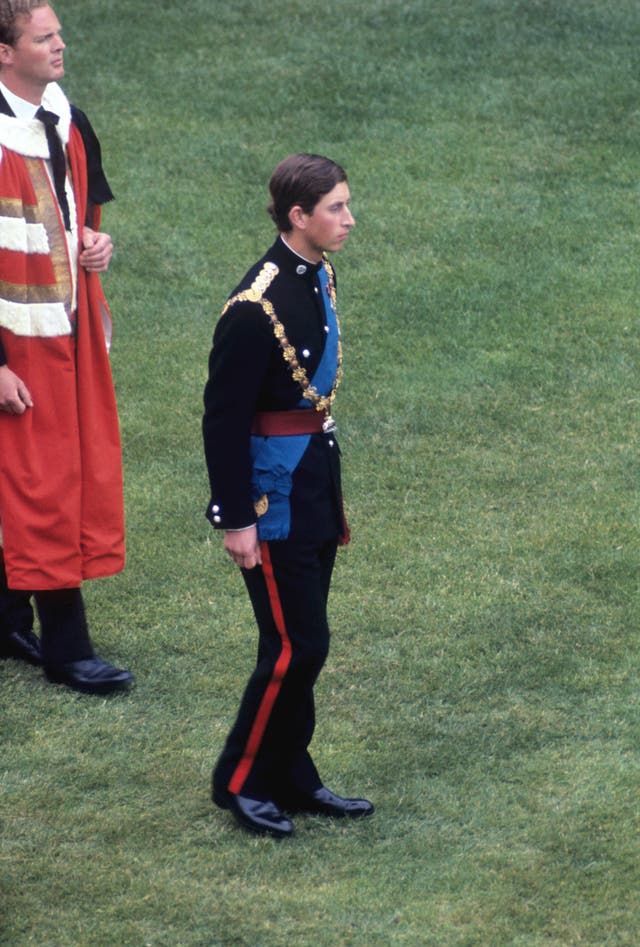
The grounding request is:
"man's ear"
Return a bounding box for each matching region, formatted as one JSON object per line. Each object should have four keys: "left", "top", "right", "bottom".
{"left": 288, "top": 204, "right": 308, "bottom": 230}
{"left": 0, "top": 44, "right": 13, "bottom": 66}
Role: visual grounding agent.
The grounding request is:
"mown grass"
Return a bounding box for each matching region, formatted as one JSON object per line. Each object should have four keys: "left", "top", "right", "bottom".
{"left": 1, "top": 0, "right": 639, "bottom": 944}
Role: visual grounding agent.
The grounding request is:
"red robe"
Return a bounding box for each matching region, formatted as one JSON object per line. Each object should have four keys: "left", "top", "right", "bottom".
{"left": 0, "top": 110, "right": 125, "bottom": 590}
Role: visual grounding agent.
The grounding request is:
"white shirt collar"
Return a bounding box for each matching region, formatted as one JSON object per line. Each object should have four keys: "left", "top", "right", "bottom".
{"left": 279, "top": 234, "right": 319, "bottom": 266}
{"left": 0, "top": 81, "right": 39, "bottom": 120}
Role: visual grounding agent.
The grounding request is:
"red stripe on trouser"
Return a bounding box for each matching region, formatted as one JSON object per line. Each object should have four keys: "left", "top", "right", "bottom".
{"left": 228, "top": 542, "right": 292, "bottom": 795}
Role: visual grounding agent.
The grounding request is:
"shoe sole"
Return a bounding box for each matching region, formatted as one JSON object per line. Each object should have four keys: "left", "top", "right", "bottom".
{"left": 45, "top": 675, "right": 134, "bottom": 695}
{"left": 305, "top": 804, "right": 375, "bottom": 818}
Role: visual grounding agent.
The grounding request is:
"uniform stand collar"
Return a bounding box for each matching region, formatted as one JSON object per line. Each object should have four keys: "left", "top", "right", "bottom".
{"left": 274, "top": 235, "right": 323, "bottom": 279}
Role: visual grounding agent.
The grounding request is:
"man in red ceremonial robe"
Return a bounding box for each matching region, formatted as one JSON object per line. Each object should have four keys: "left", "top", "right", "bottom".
{"left": 0, "top": 1, "right": 132, "bottom": 694}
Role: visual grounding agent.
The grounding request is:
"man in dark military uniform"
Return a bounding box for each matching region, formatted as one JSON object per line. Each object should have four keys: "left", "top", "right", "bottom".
{"left": 203, "top": 153, "right": 374, "bottom": 838}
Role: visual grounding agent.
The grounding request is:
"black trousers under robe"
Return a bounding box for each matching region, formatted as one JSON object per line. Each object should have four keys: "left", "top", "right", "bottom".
{"left": 0, "top": 559, "right": 92, "bottom": 664}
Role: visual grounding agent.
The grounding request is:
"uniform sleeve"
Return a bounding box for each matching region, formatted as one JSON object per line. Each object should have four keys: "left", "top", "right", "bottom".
{"left": 70, "top": 105, "right": 114, "bottom": 206}
{"left": 202, "top": 301, "right": 274, "bottom": 530}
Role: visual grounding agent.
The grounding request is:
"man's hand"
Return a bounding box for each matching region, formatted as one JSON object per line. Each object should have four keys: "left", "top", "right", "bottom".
{"left": 224, "top": 526, "right": 262, "bottom": 570}
{"left": 0, "top": 365, "right": 33, "bottom": 414}
{"left": 80, "top": 226, "right": 113, "bottom": 272}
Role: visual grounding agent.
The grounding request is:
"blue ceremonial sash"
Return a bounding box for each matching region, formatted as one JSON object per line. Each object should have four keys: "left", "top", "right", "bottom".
{"left": 251, "top": 265, "right": 339, "bottom": 539}
{"left": 297, "top": 263, "right": 339, "bottom": 404}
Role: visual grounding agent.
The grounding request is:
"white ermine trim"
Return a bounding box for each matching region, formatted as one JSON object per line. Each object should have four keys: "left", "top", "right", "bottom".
{"left": 0, "top": 114, "right": 48, "bottom": 158}
{"left": 0, "top": 84, "right": 72, "bottom": 156}
{"left": 0, "top": 217, "right": 50, "bottom": 254}
{"left": 0, "top": 299, "right": 72, "bottom": 337}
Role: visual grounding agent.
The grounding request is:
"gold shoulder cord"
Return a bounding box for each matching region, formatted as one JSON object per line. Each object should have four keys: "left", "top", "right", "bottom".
{"left": 221, "top": 259, "right": 342, "bottom": 420}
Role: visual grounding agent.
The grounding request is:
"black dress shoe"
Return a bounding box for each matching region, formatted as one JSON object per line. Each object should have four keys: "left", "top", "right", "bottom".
{"left": 213, "top": 788, "right": 294, "bottom": 838}
{"left": 0, "top": 629, "right": 42, "bottom": 665}
{"left": 295, "top": 786, "right": 374, "bottom": 819}
{"left": 44, "top": 656, "right": 134, "bottom": 695}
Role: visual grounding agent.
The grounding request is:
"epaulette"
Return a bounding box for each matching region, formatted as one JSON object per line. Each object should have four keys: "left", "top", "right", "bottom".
{"left": 221, "top": 262, "right": 279, "bottom": 315}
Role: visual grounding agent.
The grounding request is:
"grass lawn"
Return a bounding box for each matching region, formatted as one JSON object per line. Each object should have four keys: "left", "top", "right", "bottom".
{"left": 1, "top": 0, "right": 639, "bottom": 944}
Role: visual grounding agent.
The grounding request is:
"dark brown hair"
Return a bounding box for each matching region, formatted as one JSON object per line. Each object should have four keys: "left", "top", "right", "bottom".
{"left": 268, "top": 153, "right": 347, "bottom": 232}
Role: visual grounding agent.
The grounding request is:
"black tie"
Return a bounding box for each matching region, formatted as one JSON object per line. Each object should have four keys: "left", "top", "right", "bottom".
{"left": 35, "top": 106, "right": 71, "bottom": 231}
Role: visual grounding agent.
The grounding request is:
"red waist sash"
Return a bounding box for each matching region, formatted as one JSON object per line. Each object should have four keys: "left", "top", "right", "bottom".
{"left": 251, "top": 409, "right": 325, "bottom": 436}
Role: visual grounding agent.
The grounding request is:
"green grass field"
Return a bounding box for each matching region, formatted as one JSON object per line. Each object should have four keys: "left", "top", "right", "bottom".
{"left": 2, "top": 0, "right": 639, "bottom": 944}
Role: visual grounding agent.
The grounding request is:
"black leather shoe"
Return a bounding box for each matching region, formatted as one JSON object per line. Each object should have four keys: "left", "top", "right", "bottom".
{"left": 44, "top": 656, "right": 134, "bottom": 695}
{"left": 213, "top": 788, "right": 294, "bottom": 838}
{"left": 0, "top": 629, "right": 43, "bottom": 665}
{"left": 295, "top": 786, "right": 374, "bottom": 819}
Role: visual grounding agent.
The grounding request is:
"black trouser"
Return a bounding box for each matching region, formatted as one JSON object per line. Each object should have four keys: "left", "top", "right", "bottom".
{"left": 213, "top": 536, "right": 338, "bottom": 803}
{"left": 0, "top": 564, "right": 34, "bottom": 638}
{"left": 0, "top": 560, "right": 92, "bottom": 665}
